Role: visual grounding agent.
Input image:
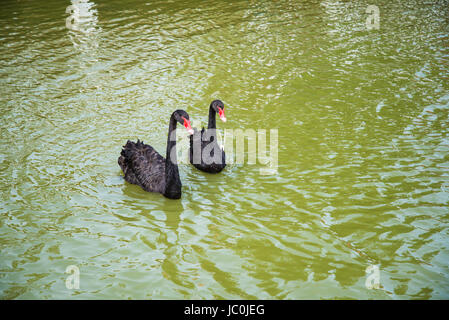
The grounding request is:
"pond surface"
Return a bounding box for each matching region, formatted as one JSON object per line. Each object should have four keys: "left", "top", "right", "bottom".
{"left": 0, "top": 0, "right": 448, "bottom": 299}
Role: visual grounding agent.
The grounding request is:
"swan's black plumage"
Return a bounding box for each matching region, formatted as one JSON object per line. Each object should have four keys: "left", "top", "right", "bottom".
{"left": 189, "top": 100, "right": 226, "bottom": 173}
{"left": 118, "top": 110, "right": 192, "bottom": 199}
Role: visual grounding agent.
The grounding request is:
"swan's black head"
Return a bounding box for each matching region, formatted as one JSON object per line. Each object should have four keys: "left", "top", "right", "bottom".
{"left": 172, "top": 109, "right": 194, "bottom": 135}
{"left": 210, "top": 100, "right": 226, "bottom": 122}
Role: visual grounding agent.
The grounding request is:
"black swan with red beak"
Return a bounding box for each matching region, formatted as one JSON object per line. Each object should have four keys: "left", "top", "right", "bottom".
{"left": 118, "top": 110, "right": 194, "bottom": 199}
{"left": 189, "top": 100, "right": 227, "bottom": 173}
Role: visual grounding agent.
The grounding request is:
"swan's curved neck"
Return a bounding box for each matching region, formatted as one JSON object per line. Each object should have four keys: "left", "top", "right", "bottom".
{"left": 166, "top": 116, "right": 178, "bottom": 165}
{"left": 164, "top": 116, "right": 181, "bottom": 198}
{"left": 207, "top": 104, "right": 217, "bottom": 129}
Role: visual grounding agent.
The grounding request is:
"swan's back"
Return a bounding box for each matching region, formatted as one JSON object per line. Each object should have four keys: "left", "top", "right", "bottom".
{"left": 189, "top": 128, "right": 226, "bottom": 173}
{"left": 118, "top": 140, "right": 166, "bottom": 193}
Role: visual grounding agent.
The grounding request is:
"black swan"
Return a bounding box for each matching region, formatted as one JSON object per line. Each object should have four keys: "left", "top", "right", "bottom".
{"left": 189, "top": 100, "right": 226, "bottom": 173}
{"left": 118, "top": 110, "right": 194, "bottom": 199}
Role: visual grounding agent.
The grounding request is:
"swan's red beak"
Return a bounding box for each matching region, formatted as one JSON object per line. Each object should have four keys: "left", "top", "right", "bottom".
{"left": 218, "top": 107, "right": 226, "bottom": 122}
{"left": 182, "top": 117, "right": 194, "bottom": 135}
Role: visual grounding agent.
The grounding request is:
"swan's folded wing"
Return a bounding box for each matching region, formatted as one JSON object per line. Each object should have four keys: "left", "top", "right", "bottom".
{"left": 124, "top": 141, "right": 166, "bottom": 193}
{"left": 118, "top": 154, "right": 139, "bottom": 185}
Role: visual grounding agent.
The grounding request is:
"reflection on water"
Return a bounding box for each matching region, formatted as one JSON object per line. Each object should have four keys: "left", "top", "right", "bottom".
{"left": 66, "top": 0, "right": 100, "bottom": 51}
{"left": 0, "top": 0, "right": 448, "bottom": 299}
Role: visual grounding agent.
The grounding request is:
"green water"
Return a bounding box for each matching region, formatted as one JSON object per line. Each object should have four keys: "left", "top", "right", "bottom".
{"left": 1, "top": 0, "right": 448, "bottom": 299}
